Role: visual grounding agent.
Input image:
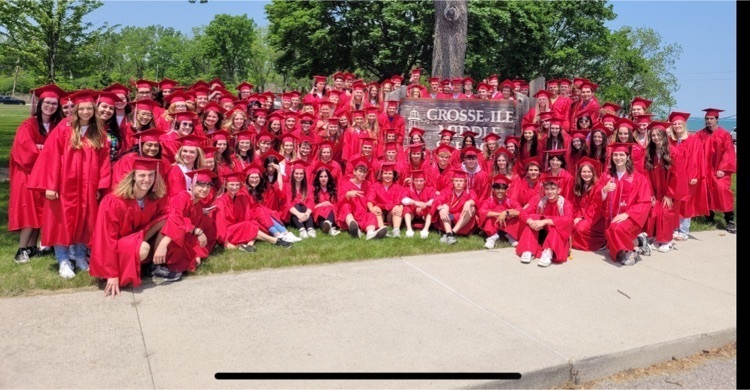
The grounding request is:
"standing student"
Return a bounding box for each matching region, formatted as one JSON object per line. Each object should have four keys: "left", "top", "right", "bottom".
{"left": 10, "top": 84, "right": 66, "bottom": 263}
{"left": 28, "top": 90, "right": 112, "bottom": 279}
{"left": 571, "top": 157, "right": 606, "bottom": 251}
{"left": 668, "top": 111, "right": 708, "bottom": 240}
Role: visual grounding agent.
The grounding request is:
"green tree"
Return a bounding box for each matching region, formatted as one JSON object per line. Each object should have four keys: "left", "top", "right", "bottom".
{"left": 596, "top": 26, "right": 681, "bottom": 117}
{"left": 202, "top": 13, "right": 257, "bottom": 84}
{"left": 0, "top": 0, "right": 115, "bottom": 83}
{"left": 266, "top": 0, "right": 434, "bottom": 81}
{"left": 247, "top": 26, "right": 279, "bottom": 92}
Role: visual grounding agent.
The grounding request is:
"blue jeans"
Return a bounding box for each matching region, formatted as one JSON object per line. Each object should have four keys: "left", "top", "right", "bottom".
{"left": 676, "top": 218, "right": 690, "bottom": 235}
{"left": 267, "top": 219, "right": 288, "bottom": 236}
{"left": 54, "top": 244, "right": 87, "bottom": 263}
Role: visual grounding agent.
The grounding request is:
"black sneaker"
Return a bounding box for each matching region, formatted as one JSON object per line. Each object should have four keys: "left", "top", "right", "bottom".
{"left": 374, "top": 226, "right": 388, "bottom": 239}
{"left": 348, "top": 220, "right": 360, "bottom": 238}
{"left": 13, "top": 248, "right": 30, "bottom": 264}
{"left": 322, "top": 220, "right": 332, "bottom": 234}
{"left": 726, "top": 221, "right": 736, "bottom": 234}
{"left": 26, "top": 246, "right": 38, "bottom": 258}
{"left": 151, "top": 265, "right": 182, "bottom": 282}
{"left": 274, "top": 238, "right": 293, "bottom": 248}
{"left": 239, "top": 244, "right": 257, "bottom": 253}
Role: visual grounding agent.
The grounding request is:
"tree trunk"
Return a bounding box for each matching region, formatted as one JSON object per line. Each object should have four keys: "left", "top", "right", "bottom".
{"left": 431, "top": 0, "right": 467, "bottom": 79}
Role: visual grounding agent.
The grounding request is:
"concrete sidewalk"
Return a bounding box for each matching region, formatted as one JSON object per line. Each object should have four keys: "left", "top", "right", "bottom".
{"left": 0, "top": 230, "right": 736, "bottom": 389}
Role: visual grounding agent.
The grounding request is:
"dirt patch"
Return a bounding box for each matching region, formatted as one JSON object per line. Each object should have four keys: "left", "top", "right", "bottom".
{"left": 0, "top": 167, "right": 8, "bottom": 182}
{"left": 558, "top": 342, "right": 737, "bottom": 389}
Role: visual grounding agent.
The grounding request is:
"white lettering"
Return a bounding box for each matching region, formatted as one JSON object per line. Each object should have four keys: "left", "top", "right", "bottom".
{"left": 426, "top": 109, "right": 438, "bottom": 121}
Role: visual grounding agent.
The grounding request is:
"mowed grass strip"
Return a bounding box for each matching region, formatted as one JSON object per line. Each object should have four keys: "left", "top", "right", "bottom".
{"left": 0, "top": 105, "right": 736, "bottom": 296}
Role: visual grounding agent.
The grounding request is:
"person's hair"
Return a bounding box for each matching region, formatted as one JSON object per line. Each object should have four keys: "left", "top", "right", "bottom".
{"left": 201, "top": 110, "right": 225, "bottom": 132}
{"left": 247, "top": 173, "right": 268, "bottom": 202}
{"left": 313, "top": 168, "right": 337, "bottom": 204}
{"left": 588, "top": 129, "right": 608, "bottom": 164}
{"left": 368, "top": 85, "right": 381, "bottom": 106}
{"left": 263, "top": 156, "right": 280, "bottom": 184}
{"left": 519, "top": 132, "right": 538, "bottom": 157}
{"left": 608, "top": 153, "right": 634, "bottom": 176}
{"left": 221, "top": 110, "right": 248, "bottom": 133}
{"left": 547, "top": 154, "right": 567, "bottom": 170}
{"left": 377, "top": 169, "right": 399, "bottom": 183}
{"left": 215, "top": 140, "right": 235, "bottom": 169}
{"left": 577, "top": 115, "right": 592, "bottom": 129}
{"left": 544, "top": 129, "right": 565, "bottom": 151}
{"left": 101, "top": 110, "right": 123, "bottom": 150}
{"left": 462, "top": 135, "right": 476, "bottom": 148}
{"left": 644, "top": 128, "right": 673, "bottom": 171}
{"left": 570, "top": 137, "right": 589, "bottom": 161}
{"left": 616, "top": 126, "right": 637, "bottom": 143}
{"left": 113, "top": 170, "right": 166, "bottom": 200}
{"left": 491, "top": 182, "right": 509, "bottom": 190}
{"left": 573, "top": 164, "right": 599, "bottom": 197}
{"left": 174, "top": 146, "right": 205, "bottom": 168}
{"left": 291, "top": 168, "right": 308, "bottom": 202}
{"left": 69, "top": 103, "right": 106, "bottom": 149}
{"left": 491, "top": 153, "right": 514, "bottom": 176}
{"left": 235, "top": 141, "right": 254, "bottom": 164}
{"left": 35, "top": 98, "right": 63, "bottom": 137}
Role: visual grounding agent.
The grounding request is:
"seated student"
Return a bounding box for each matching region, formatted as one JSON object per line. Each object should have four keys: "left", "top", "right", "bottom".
{"left": 516, "top": 176, "right": 574, "bottom": 267}
{"left": 337, "top": 156, "right": 388, "bottom": 240}
{"left": 459, "top": 146, "right": 490, "bottom": 199}
{"left": 243, "top": 162, "right": 300, "bottom": 243}
{"left": 401, "top": 170, "right": 436, "bottom": 239}
{"left": 367, "top": 162, "right": 405, "bottom": 237}
{"left": 311, "top": 162, "right": 342, "bottom": 236}
{"left": 431, "top": 169, "right": 478, "bottom": 245}
{"left": 478, "top": 174, "right": 521, "bottom": 249}
{"left": 600, "top": 143, "right": 653, "bottom": 266}
{"left": 214, "top": 171, "right": 292, "bottom": 252}
{"left": 286, "top": 159, "right": 317, "bottom": 239}
{"left": 541, "top": 149, "right": 574, "bottom": 201}
{"left": 90, "top": 158, "right": 173, "bottom": 296}
{"left": 432, "top": 144, "right": 458, "bottom": 193}
{"left": 571, "top": 157, "right": 606, "bottom": 251}
{"left": 154, "top": 169, "right": 219, "bottom": 281}
{"left": 165, "top": 134, "right": 206, "bottom": 197}
{"left": 508, "top": 156, "right": 543, "bottom": 207}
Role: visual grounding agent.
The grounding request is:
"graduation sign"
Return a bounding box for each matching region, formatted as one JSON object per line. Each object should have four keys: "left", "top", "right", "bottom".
{"left": 398, "top": 98, "right": 518, "bottom": 148}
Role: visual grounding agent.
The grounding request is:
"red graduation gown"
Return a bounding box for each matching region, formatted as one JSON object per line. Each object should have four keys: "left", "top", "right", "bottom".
{"left": 516, "top": 195, "right": 574, "bottom": 262}
{"left": 366, "top": 181, "right": 405, "bottom": 212}
{"left": 600, "top": 170, "right": 652, "bottom": 261}
{"left": 336, "top": 179, "right": 377, "bottom": 229}
{"left": 165, "top": 164, "right": 190, "bottom": 198}
{"left": 161, "top": 191, "right": 217, "bottom": 273}
{"left": 9, "top": 117, "right": 47, "bottom": 230}
{"left": 214, "top": 192, "right": 260, "bottom": 246}
{"left": 111, "top": 152, "right": 170, "bottom": 190}
{"left": 402, "top": 185, "right": 437, "bottom": 219}
{"left": 670, "top": 135, "right": 709, "bottom": 218}
{"left": 549, "top": 96, "right": 572, "bottom": 132}
{"left": 508, "top": 177, "right": 541, "bottom": 207}
{"left": 27, "top": 121, "right": 111, "bottom": 246}
{"left": 89, "top": 193, "right": 171, "bottom": 288}
{"left": 312, "top": 189, "right": 338, "bottom": 221}
{"left": 694, "top": 127, "right": 736, "bottom": 212}
{"left": 430, "top": 189, "right": 479, "bottom": 235}
{"left": 376, "top": 113, "right": 406, "bottom": 143}
{"left": 158, "top": 131, "right": 180, "bottom": 164}
{"left": 571, "top": 181, "right": 606, "bottom": 251}
{"left": 478, "top": 196, "right": 522, "bottom": 239}
{"left": 283, "top": 182, "right": 315, "bottom": 222}
{"left": 644, "top": 147, "right": 688, "bottom": 243}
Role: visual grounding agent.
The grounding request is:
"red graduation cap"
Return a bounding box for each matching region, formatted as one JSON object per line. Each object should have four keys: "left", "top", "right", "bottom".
{"left": 350, "top": 155, "right": 371, "bottom": 170}
{"left": 278, "top": 133, "right": 297, "bottom": 144}
{"left": 591, "top": 123, "right": 613, "bottom": 138}
{"left": 365, "top": 107, "right": 380, "bottom": 116}
{"left": 602, "top": 102, "right": 622, "bottom": 113}
{"left": 533, "top": 90, "right": 551, "bottom": 100}
{"left": 492, "top": 174, "right": 512, "bottom": 186}
{"left": 461, "top": 146, "right": 482, "bottom": 157}
{"left": 539, "top": 111, "right": 555, "bottom": 122}
{"left": 283, "top": 112, "right": 298, "bottom": 121}
{"left": 31, "top": 84, "right": 67, "bottom": 100}
{"left": 221, "top": 171, "right": 246, "bottom": 184}
{"left": 103, "top": 83, "right": 130, "bottom": 96}
{"left": 575, "top": 156, "right": 602, "bottom": 174}
{"left": 96, "top": 91, "right": 120, "bottom": 106}
{"left": 462, "top": 76, "right": 475, "bottom": 85}
{"left": 317, "top": 140, "right": 335, "bottom": 152}
{"left": 558, "top": 78, "right": 572, "bottom": 86}
{"left": 327, "top": 89, "right": 343, "bottom": 98}
{"left": 236, "top": 81, "right": 254, "bottom": 92}
{"left": 252, "top": 108, "right": 269, "bottom": 118}
{"left": 297, "top": 112, "right": 315, "bottom": 122}
{"left": 314, "top": 161, "right": 337, "bottom": 174}
{"left": 616, "top": 118, "right": 637, "bottom": 131}
{"left": 177, "top": 134, "right": 206, "bottom": 148}
{"left": 128, "top": 99, "right": 161, "bottom": 112}
{"left": 702, "top": 108, "right": 724, "bottom": 117}
{"left": 634, "top": 114, "right": 654, "bottom": 124}
{"left": 297, "top": 134, "right": 314, "bottom": 146}
{"left": 668, "top": 111, "right": 691, "bottom": 123}
{"left": 647, "top": 121, "right": 672, "bottom": 131}
{"left": 411, "top": 68, "right": 422, "bottom": 76}
{"left": 409, "top": 127, "right": 426, "bottom": 138}
{"left": 439, "top": 129, "right": 457, "bottom": 139}
{"left": 607, "top": 142, "right": 635, "bottom": 155}
{"left": 185, "top": 169, "right": 217, "bottom": 183}
{"left": 352, "top": 81, "right": 367, "bottom": 91}
{"left": 134, "top": 79, "right": 157, "bottom": 89}
{"left": 209, "top": 78, "right": 226, "bottom": 89}
{"left": 243, "top": 162, "right": 264, "bottom": 177}
{"left": 492, "top": 147, "right": 511, "bottom": 159}
{"left": 460, "top": 130, "right": 478, "bottom": 138}
{"left": 504, "top": 136, "right": 521, "bottom": 146}
{"left": 410, "top": 170, "right": 426, "bottom": 180}
{"left": 209, "top": 129, "right": 231, "bottom": 142}
{"left": 318, "top": 101, "right": 335, "bottom": 111}
{"left": 544, "top": 148, "right": 568, "bottom": 160}
{"left": 541, "top": 175, "right": 565, "bottom": 187}
{"left": 476, "top": 82, "right": 490, "bottom": 91}
{"left": 202, "top": 146, "right": 218, "bottom": 158}
{"left": 499, "top": 79, "right": 514, "bottom": 90}
{"left": 451, "top": 169, "right": 468, "bottom": 179}
{"left": 332, "top": 71, "right": 345, "bottom": 81}
{"left": 360, "top": 137, "right": 376, "bottom": 147}
{"left": 163, "top": 91, "right": 191, "bottom": 106}
{"left": 386, "top": 101, "right": 399, "bottom": 108}
{"left": 573, "top": 77, "right": 587, "bottom": 87}
{"left": 522, "top": 123, "right": 540, "bottom": 132}
{"left": 391, "top": 75, "right": 404, "bottom": 83}
{"left": 546, "top": 79, "right": 559, "bottom": 87}
{"left": 203, "top": 101, "right": 226, "bottom": 114}
{"left": 173, "top": 111, "right": 198, "bottom": 123}
{"left": 522, "top": 156, "right": 542, "bottom": 169}
{"left": 483, "top": 133, "right": 501, "bottom": 143}
{"left": 260, "top": 149, "right": 284, "bottom": 163}
{"left": 580, "top": 80, "right": 598, "bottom": 91}
{"left": 255, "top": 130, "right": 275, "bottom": 143}
{"left": 191, "top": 86, "right": 210, "bottom": 98}
{"left": 630, "top": 97, "right": 652, "bottom": 110}
{"left": 512, "top": 79, "right": 524, "bottom": 87}
{"left": 548, "top": 116, "right": 564, "bottom": 127}
{"left": 134, "top": 128, "right": 163, "bottom": 143}
{"left": 439, "top": 79, "right": 451, "bottom": 86}
{"left": 379, "top": 162, "right": 397, "bottom": 172}
{"left": 407, "top": 143, "right": 425, "bottom": 153}
{"left": 343, "top": 72, "right": 355, "bottom": 81}
{"left": 351, "top": 110, "right": 365, "bottom": 119}
{"left": 132, "top": 157, "right": 161, "bottom": 172}
{"left": 600, "top": 113, "right": 619, "bottom": 124}
{"left": 234, "top": 130, "right": 255, "bottom": 142}
{"left": 158, "top": 78, "right": 179, "bottom": 91}
{"left": 313, "top": 75, "right": 328, "bottom": 84}
{"left": 487, "top": 74, "right": 499, "bottom": 83}
{"left": 267, "top": 111, "right": 285, "bottom": 123}
{"left": 190, "top": 80, "right": 210, "bottom": 90}
{"left": 434, "top": 144, "right": 456, "bottom": 156}
{"left": 326, "top": 117, "right": 340, "bottom": 126}
{"left": 290, "top": 159, "right": 310, "bottom": 171}
{"left": 384, "top": 141, "right": 400, "bottom": 152}
{"left": 570, "top": 130, "right": 589, "bottom": 140}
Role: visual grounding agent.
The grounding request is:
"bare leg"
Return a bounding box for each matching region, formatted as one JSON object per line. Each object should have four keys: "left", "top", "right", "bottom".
{"left": 391, "top": 205, "right": 403, "bottom": 229}
{"left": 452, "top": 204, "right": 476, "bottom": 234}
{"left": 422, "top": 215, "right": 432, "bottom": 235}
{"left": 256, "top": 230, "right": 277, "bottom": 243}
{"left": 144, "top": 219, "right": 166, "bottom": 242}
{"left": 404, "top": 213, "right": 413, "bottom": 231}
{"left": 139, "top": 242, "right": 151, "bottom": 261}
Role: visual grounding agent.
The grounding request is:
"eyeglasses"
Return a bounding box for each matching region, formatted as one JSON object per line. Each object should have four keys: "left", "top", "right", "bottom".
{"left": 301, "top": 121, "right": 313, "bottom": 125}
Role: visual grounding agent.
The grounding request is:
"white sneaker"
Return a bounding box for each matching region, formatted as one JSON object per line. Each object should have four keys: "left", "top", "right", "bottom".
{"left": 329, "top": 227, "right": 341, "bottom": 236}
{"left": 365, "top": 230, "right": 377, "bottom": 240}
{"left": 74, "top": 257, "right": 89, "bottom": 271}
{"left": 439, "top": 234, "right": 448, "bottom": 243}
{"left": 307, "top": 228, "right": 316, "bottom": 238}
{"left": 520, "top": 252, "right": 533, "bottom": 264}
{"left": 59, "top": 260, "right": 75, "bottom": 279}
{"left": 657, "top": 242, "right": 672, "bottom": 253}
{"left": 405, "top": 230, "right": 415, "bottom": 238}
{"left": 538, "top": 249, "right": 552, "bottom": 267}
{"left": 484, "top": 234, "right": 499, "bottom": 249}
{"left": 505, "top": 233, "right": 519, "bottom": 247}
{"left": 284, "top": 232, "right": 302, "bottom": 242}
{"left": 420, "top": 230, "right": 429, "bottom": 239}
{"left": 298, "top": 229, "right": 308, "bottom": 239}
{"left": 390, "top": 228, "right": 401, "bottom": 238}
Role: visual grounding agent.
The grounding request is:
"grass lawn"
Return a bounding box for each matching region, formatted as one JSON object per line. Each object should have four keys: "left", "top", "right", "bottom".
{"left": 0, "top": 104, "right": 736, "bottom": 296}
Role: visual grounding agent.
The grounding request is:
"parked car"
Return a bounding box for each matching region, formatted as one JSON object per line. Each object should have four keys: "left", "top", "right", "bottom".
{"left": 0, "top": 96, "right": 25, "bottom": 105}
{"left": 731, "top": 127, "right": 736, "bottom": 144}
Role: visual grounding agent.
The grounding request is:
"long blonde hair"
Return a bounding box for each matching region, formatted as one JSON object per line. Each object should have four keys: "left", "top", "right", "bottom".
{"left": 174, "top": 145, "right": 205, "bottom": 168}
{"left": 113, "top": 170, "right": 166, "bottom": 200}
{"left": 69, "top": 103, "right": 105, "bottom": 149}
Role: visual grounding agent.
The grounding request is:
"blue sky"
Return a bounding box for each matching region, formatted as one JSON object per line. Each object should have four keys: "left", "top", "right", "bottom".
{"left": 89, "top": 1, "right": 736, "bottom": 117}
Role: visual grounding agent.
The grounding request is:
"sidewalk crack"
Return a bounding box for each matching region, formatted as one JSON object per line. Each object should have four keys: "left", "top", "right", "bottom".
{"left": 132, "top": 290, "right": 156, "bottom": 389}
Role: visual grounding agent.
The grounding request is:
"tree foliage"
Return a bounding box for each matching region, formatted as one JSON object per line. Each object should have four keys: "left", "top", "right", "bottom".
{"left": 0, "top": 0, "right": 114, "bottom": 83}
{"left": 202, "top": 14, "right": 257, "bottom": 84}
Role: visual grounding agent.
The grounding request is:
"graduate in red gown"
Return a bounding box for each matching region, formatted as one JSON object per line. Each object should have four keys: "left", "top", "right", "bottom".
{"left": 159, "top": 169, "right": 218, "bottom": 274}
{"left": 694, "top": 108, "right": 736, "bottom": 233}
{"left": 314, "top": 140, "right": 343, "bottom": 183}
{"left": 337, "top": 156, "right": 389, "bottom": 240}
{"left": 243, "top": 163, "right": 300, "bottom": 243}
{"left": 400, "top": 170, "right": 436, "bottom": 239}
{"left": 478, "top": 174, "right": 522, "bottom": 249}
{"left": 516, "top": 176, "right": 574, "bottom": 266}
{"left": 377, "top": 101, "right": 405, "bottom": 143}
{"left": 111, "top": 128, "right": 170, "bottom": 190}
{"left": 508, "top": 157, "right": 543, "bottom": 207}
{"left": 547, "top": 79, "right": 573, "bottom": 132}
{"left": 571, "top": 157, "right": 606, "bottom": 251}
{"left": 159, "top": 111, "right": 199, "bottom": 164}
{"left": 600, "top": 143, "right": 653, "bottom": 266}
{"left": 431, "top": 144, "right": 457, "bottom": 194}
{"left": 10, "top": 84, "right": 66, "bottom": 263}
{"left": 568, "top": 80, "right": 600, "bottom": 131}
{"left": 123, "top": 99, "right": 160, "bottom": 152}
{"left": 539, "top": 117, "right": 571, "bottom": 167}
{"left": 431, "top": 169, "right": 479, "bottom": 242}
{"left": 667, "top": 111, "right": 708, "bottom": 240}
{"left": 164, "top": 134, "right": 207, "bottom": 198}
{"left": 214, "top": 171, "right": 288, "bottom": 252}
{"left": 90, "top": 158, "right": 174, "bottom": 295}
{"left": 232, "top": 130, "right": 256, "bottom": 172}
{"left": 285, "top": 159, "right": 318, "bottom": 239}
{"left": 210, "top": 129, "right": 236, "bottom": 177}
{"left": 541, "top": 149, "right": 574, "bottom": 201}
{"left": 517, "top": 123, "right": 540, "bottom": 176}
{"left": 458, "top": 146, "right": 490, "bottom": 200}
{"left": 311, "top": 162, "right": 342, "bottom": 236}
{"left": 367, "top": 162, "right": 405, "bottom": 237}
{"left": 28, "top": 90, "right": 112, "bottom": 279}
{"left": 642, "top": 123, "right": 688, "bottom": 252}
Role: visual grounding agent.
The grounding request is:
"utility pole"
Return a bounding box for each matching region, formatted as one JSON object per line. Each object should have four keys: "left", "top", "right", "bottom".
{"left": 11, "top": 59, "right": 20, "bottom": 97}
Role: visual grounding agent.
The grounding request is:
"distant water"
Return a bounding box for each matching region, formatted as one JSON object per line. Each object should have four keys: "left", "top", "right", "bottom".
{"left": 686, "top": 117, "right": 736, "bottom": 132}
